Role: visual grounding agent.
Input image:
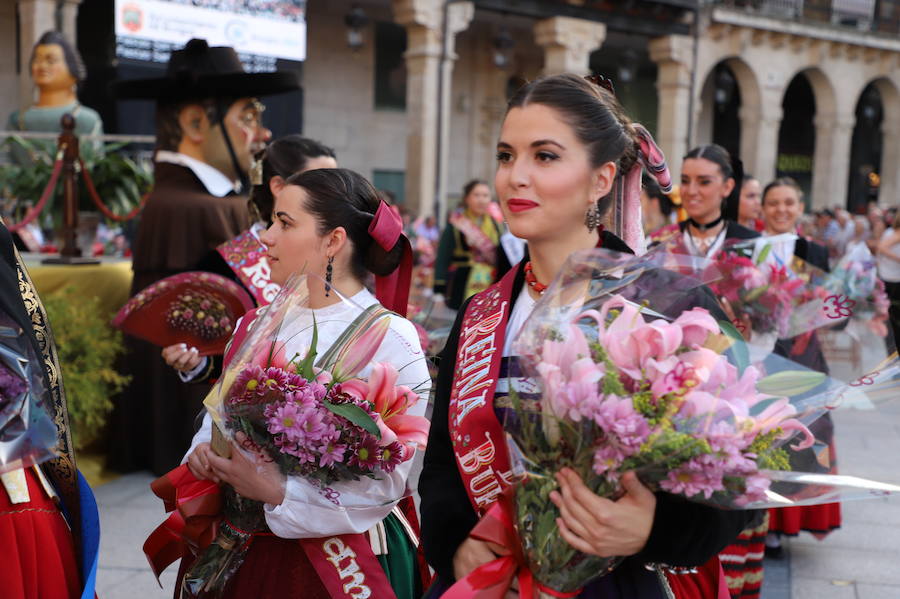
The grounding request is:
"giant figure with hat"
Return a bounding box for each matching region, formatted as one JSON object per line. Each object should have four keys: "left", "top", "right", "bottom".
{"left": 107, "top": 39, "right": 299, "bottom": 474}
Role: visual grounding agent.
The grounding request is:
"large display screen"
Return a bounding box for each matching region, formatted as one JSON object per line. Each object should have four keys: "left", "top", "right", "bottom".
{"left": 115, "top": 0, "right": 306, "bottom": 71}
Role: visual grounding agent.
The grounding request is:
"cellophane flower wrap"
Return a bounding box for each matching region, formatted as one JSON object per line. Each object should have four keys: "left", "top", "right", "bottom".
{"left": 183, "top": 274, "right": 430, "bottom": 598}
{"left": 826, "top": 243, "right": 891, "bottom": 337}
{"left": 503, "top": 246, "right": 900, "bottom": 594}
{"left": 0, "top": 310, "right": 58, "bottom": 474}
{"left": 680, "top": 234, "right": 836, "bottom": 340}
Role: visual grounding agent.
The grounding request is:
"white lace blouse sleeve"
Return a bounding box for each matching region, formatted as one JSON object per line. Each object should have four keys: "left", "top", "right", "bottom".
{"left": 181, "top": 312, "right": 249, "bottom": 461}
{"left": 263, "top": 315, "right": 432, "bottom": 538}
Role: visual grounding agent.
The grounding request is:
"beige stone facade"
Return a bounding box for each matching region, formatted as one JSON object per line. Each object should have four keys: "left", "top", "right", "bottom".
{"left": 653, "top": 5, "right": 900, "bottom": 209}
{"left": 3, "top": 0, "right": 896, "bottom": 216}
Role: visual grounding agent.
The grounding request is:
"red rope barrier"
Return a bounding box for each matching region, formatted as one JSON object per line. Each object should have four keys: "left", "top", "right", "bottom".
{"left": 78, "top": 158, "right": 147, "bottom": 222}
{"left": 6, "top": 154, "right": 65, "bottom": 234}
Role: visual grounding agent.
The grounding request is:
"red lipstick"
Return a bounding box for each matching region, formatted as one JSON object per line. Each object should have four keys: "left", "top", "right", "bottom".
{"left": 507, "top": 198, "right": 539, "bottom": 213}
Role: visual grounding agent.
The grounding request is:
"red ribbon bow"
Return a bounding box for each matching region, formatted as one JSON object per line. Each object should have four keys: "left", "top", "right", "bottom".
{"left": 443, "top": 493, "right": 581, "bottom": 599}
{"left": 143, "top": 464, "right": 223, "bottom": 581}
{"left": 368, "top": 200, "right": 413, "bottom": 317}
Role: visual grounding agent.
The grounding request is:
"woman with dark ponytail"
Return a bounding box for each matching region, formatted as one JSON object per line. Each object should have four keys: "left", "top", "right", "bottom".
{"left": 419, "top": 73, "right": 750, "bottom": 598}
{"left": 174, "top": 167, "right": 430, "bottom": 599}
{"left": 678, "top": 144, "right": 759, "bottom": 257}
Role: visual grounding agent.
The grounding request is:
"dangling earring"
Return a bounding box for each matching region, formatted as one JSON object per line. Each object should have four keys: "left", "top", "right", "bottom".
{"left": 584, "top": 201, "right": 602, "bottom": 231}
{"left": 325, "top": 256, "right": 334, "bottom": 297}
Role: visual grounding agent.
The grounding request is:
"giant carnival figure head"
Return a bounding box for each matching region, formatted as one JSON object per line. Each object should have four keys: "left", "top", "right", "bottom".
{"left": 114, "top": 39, "right": 299, "bottom": 189}
{"left": 30, "top": 31, "right": 87, "bottom": 103}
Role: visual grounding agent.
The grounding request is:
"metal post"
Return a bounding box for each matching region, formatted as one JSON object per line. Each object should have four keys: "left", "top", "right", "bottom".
{"left": 59, "top": 113, "right": 80, "bottom": 258}
{"left": 43, "top": 113, "right": 100, "bottom": 265}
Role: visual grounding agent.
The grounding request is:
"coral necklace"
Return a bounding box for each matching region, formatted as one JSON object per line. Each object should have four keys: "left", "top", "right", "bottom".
{"left": 524, "top": 262, "right": 547, "bottom": 294}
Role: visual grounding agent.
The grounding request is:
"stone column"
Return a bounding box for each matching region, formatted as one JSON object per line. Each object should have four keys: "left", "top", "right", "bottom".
{"left": 394, "top": 0, "right": 472, "bottom": 218}
{"left": 17, "top": 0, "right": 58, "bottom": 111}
{"left": 739, "top": 104, "right": 782, "bottom": 184}
{"left": 879, "top": 117, "right": 900, "bottom": 206}
{"left": 649, "top": 35, "right": 694, "bottom": 182}
{"left": 60, "top": 0, "right": 83, "bottom": 42}
{"left": 436, "top": 2, "right": 474, "bottom": 222}
{"left": 811, "top": 113, "right": 854, "bottom": 210}
{"left": 533, "top": 16, "right": 605, "bottom": 76}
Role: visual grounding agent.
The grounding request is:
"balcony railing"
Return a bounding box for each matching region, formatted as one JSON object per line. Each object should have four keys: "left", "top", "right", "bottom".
{"left": 709, "top": 0, "right": 899, "bottom": 33}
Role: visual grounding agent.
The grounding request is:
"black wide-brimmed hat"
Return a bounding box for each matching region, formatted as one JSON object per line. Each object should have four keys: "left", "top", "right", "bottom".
{"left": 113, "top": 38, "right": 299, "bottom": 101}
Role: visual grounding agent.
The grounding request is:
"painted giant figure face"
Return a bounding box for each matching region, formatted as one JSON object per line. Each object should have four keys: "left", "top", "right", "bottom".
{"left": 31, "top": 44, "right": 76, "bottom": 93}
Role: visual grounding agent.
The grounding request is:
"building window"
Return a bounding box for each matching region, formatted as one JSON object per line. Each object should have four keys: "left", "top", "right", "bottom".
{"left": 374, "top": 22, "right": 407, "bottom": 110}
{"left": 372, "top": 170, "right": 405, "bottom": 206}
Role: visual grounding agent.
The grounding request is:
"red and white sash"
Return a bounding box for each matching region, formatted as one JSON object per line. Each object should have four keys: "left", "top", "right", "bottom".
{"left": 448, "top": 267, "right": 518, "bottom": 514}
{"left": 217, "top": 228, "right": 280, "bottom": 306}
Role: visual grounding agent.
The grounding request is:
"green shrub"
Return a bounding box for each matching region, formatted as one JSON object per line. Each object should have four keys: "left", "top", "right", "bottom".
{"left": 42, "top": 287, "right": 130, "bottom": 449}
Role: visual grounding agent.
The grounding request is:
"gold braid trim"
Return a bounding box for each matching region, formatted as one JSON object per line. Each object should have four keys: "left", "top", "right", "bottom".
{"left": 14, "top": 251, "right": 80, "bottom": 523}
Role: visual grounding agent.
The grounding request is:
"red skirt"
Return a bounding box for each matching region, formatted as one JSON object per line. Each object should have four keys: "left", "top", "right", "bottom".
{"left": 769, "top": 435, "right": 842, "bottom": 538}
{"left": 767, "top": 502, "right": 841, "bottom": 537}
{"left": 0, "top": 468, "right": 81, "bottom": 599}
{"left": 176, "top": 534, "right": 331, "bottom": 599}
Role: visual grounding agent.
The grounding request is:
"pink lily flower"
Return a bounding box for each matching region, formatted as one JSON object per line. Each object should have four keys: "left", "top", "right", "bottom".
{"left": 341, "top": 363, "right": 429, "bottom": 459}
{"left": 330, "top": 316, "right": 391, "bottom": 382}
{"left": 673, "top": 308, "right": 720, "bottom": 348}
{"left": 253, "top": 341, "right": 296, "bottom": 372}
{"left": 741, "top": 397, "right": 815, "bottom": 450}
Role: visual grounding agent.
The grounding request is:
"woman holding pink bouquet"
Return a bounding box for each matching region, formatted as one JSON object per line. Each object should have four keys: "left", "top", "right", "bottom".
{"left": 153, "top": 168, "right": 431, "bottom": 598}
{"left": 419, "top": 74, "right": 754, "bottom": 598}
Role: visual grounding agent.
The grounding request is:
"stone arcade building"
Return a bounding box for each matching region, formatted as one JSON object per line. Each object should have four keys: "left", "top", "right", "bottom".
{"left": 3, "top": 0, "right": 898, "bottom": 216}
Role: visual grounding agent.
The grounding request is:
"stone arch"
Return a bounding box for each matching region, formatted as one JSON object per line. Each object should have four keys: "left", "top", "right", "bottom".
{"left": 696, "top": 56, "right": 762, "bottom": 147}
{"left": 777, "top": 70, "right": 819, "bottom": 200}
{"left": 793, "top": 66, "right": 838, "bottom": 121}
{"left": 782, "top": 66, "right": 849, "bottom": 210}
{"left": 865, "top": 78, "right": 900, "bottom": 206}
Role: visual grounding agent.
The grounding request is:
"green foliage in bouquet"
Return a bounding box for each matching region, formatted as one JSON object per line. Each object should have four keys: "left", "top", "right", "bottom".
{"left": 0, "top": 136, "right": 151, "bottom": 226}
{"left": 42, "top": 287, "right": 130, "bottom": 449}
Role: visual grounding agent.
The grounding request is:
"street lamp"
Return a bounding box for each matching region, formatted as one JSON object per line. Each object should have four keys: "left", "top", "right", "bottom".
{"left": 344, "top": 5, "right": 369, "bottom": 51}
{"left": 492, "top": 27, "right": 514, "bottom": 69}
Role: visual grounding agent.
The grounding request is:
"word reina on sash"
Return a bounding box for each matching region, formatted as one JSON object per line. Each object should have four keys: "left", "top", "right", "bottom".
{"left": 451, "top": 295, "right": 514, "bottom": 512}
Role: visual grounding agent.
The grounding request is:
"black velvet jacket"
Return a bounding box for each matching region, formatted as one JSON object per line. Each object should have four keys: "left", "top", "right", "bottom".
{"left": 419, "top": 231, "right": 755, "bottom": 585}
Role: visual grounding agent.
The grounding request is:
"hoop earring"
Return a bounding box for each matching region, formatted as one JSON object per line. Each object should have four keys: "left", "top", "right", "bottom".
{"left": 584, "top": 201, "right": 602, "bottom": 231}
{"left": 325, "top": 256, "right": 334, "bottom": 297}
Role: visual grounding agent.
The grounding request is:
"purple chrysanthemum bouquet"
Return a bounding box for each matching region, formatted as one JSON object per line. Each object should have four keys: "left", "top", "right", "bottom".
{"left": 183, "top": 274, "right": 428, "bottom": 597}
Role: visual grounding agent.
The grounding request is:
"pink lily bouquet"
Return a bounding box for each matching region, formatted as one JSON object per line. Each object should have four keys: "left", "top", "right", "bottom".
{"left": 503, "top": 248, "right": 900, "bottom": 594}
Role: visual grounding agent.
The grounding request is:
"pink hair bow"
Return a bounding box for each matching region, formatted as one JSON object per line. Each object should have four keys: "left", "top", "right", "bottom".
{"left": 368, "top": 200, "right": 413, "bottom": 317}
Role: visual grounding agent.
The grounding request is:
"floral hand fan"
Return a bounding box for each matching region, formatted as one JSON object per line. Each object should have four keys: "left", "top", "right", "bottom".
{"left": 113, "top": 272, "right": 254, "bottom": 356}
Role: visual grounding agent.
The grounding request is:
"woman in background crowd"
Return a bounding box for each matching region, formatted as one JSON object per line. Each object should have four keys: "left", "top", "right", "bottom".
{"left": 759, "top": 177, "right": 841, "bottom": 557}
{"left": 433, "top": 180, "right": 504, "bottom": 309}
